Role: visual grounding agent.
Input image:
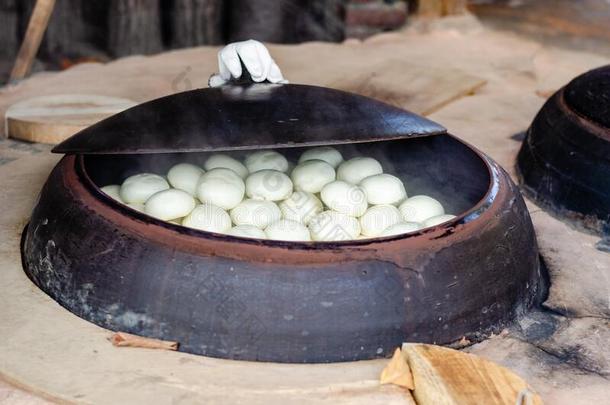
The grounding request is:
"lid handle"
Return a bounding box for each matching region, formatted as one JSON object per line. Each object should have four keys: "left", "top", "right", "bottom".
{"left": 208, "top": 40, "right": 288, "bottom": 87}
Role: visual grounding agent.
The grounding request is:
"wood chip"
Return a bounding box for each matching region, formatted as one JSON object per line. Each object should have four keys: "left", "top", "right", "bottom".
{"left": 109, "top": 332, "right": 178, "bottom": 351}
{"left": 402, "top": 343, "right": 543, "bottom": 405}
{"left": 380, "top": 347, "right": 415, "bottom": 390}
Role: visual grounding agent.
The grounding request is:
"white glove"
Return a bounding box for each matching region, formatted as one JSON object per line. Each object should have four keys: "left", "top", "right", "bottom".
{"left": 209, "top": 39, "right": 287, "bottom": 87}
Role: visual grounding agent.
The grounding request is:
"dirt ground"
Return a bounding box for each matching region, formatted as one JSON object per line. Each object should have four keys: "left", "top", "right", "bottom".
{"left": 0, "top": 14, "right": 608, "bottom": 404}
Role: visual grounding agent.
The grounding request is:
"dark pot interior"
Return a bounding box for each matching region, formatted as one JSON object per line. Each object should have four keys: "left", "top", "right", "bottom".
{"left": 84, "top": 134, "right": 491, "bottom": 225}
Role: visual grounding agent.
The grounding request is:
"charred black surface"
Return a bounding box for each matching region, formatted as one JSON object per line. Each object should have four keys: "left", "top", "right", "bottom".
{"left": 517, "top": 65, "right": 610, "bottom": 241}
{"left": 52, "top": 84, "right": 446, "bottom": 155}
{"left": 564, "top": 65, "right": 610, "bottom": 129}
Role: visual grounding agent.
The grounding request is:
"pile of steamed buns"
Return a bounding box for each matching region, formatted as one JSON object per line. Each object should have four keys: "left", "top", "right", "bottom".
{"left": 101, "top": 147, "right": 455, "bottom": 242}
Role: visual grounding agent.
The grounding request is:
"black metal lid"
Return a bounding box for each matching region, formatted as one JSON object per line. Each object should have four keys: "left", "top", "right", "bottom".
{"left": 53, "top": 83, "right": 446, "bottom": 155}
{"left": 564, "top": 64, "right": 610, "bottom": 129}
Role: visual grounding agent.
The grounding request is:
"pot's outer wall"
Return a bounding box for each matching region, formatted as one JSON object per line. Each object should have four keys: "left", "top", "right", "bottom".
{"left": 564, "top": 65, "right": 610, "bottom": 129}
{"left": 22, "top": 155, "right": 542, "bottom": 363}
{"left": 517, "top": 84, "right": 610, "bottom": 235}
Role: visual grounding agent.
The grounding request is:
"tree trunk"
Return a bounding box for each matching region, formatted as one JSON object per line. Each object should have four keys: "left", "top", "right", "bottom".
{"left": 228, "top": 0, "right": 345, "bottom": 44}
{"left": 81, "top": 1, "right": 109, "bottom": 52}
{"left": 19, "top": 0, "right": 86, "bottom": 58}
{"left": 0, "top": 0, "right": 19, "bottom": 58}
{"left": 298, "top": 0, "right": 346, "bottom": 42}
{"left": 168, "top": 0, "right": 225, "bottom": 48}
{"left": 108, "top": 0, "right": 163, "bottom": 57}
{"left": 45, "top": 0, "right": 84, "bottom": 55}
{"left": 228, "top": 0, "right": 288, "bottom": 43}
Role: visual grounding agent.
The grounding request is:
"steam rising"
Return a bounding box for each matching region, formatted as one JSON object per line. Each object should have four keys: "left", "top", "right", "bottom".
{"left": 88, "top": 137, "right": 489, "bottom": 241}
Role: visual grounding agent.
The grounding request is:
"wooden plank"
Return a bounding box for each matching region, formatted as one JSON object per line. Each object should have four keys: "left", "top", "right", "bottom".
{"left": 416, "top": 0, "right": 467, "bottom": 17}
{"left": 9, "top": 0, "right": 55, "bottom": 82}
{"left": 402, "top": 344, "right": 543, "bottom": 405}
{"left": 19, "top": 0, "right": 86, "bottom": 59}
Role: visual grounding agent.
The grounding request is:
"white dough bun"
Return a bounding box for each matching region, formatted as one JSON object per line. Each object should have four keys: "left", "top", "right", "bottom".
{"left": 265, "top": 219, "right": 311, "bottom": 241}
{"left": 298, "top": 146, "right": 343, "bottom": 168}
{"left": 101, "top": 185, "right": 123, "bottom": 202}
{"left": 423, "top": 214, "right": 456, "bottom": 228}
{"left": 182, "top": 203, "right": 232, "bottom": 233}
{"left": 230, "top": 199, "right": 282, "bottom": 229}
{"left": 126, "top": 203, "right": 145, "bottom": 213}
{"left": 308, "top": 210, "right": 361, "bottom": 241}
{"left": 380, "top": 221, "right": 423, "bottom": 237}
{"left": 196, "top": 168, "right": 245, "bottom": 210}
{"left": 399, "top": 195, "right": 445, "bottom": 223}
{"left": 245, "top": 170, "right": 293, "bottom": 201}
{"left": 320, "top": 180, "right": 368, "bottom": 217}
{"left": 359, "top": 205, "right": 403, "bottom": 237}
{"left": 279, "top": 191, "right": 323, "bottom": 225}
{"left": 145, "top": 189, "right": 196, "bottom": 221}
{"left": 291, "top": 159, "right": 336, "bottom": 193}
{"left": 227, "top": 225, "right": 267, "bottom": 239}
{"left": 204, "top": 154, "right": 249, "bottom": 178}
{"left": 119, "top": 173, "right": 170, "bottom": 204}
{"left": 359, "top": 173, "right": 407, "bottom": 205}
{"left": 167, "top": 163, "right": 204, "bottom": 196}
{"left": 244, "top": 150, "right": 289, "bottom": 173}
{"left": 336, "top": 157, "right": 383, "bottom": 185}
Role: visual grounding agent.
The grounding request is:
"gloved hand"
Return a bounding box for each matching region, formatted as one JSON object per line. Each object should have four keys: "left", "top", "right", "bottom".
{"left": 209, "top": 39, "right": 287, "bottom": 87}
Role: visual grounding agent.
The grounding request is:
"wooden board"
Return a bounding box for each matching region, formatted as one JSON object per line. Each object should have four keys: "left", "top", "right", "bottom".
{"left": 402, "top": 344, "right": 543, "bottom": 405}
{"left": 5, "top": 94, "right": 136, "bottom": 144}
